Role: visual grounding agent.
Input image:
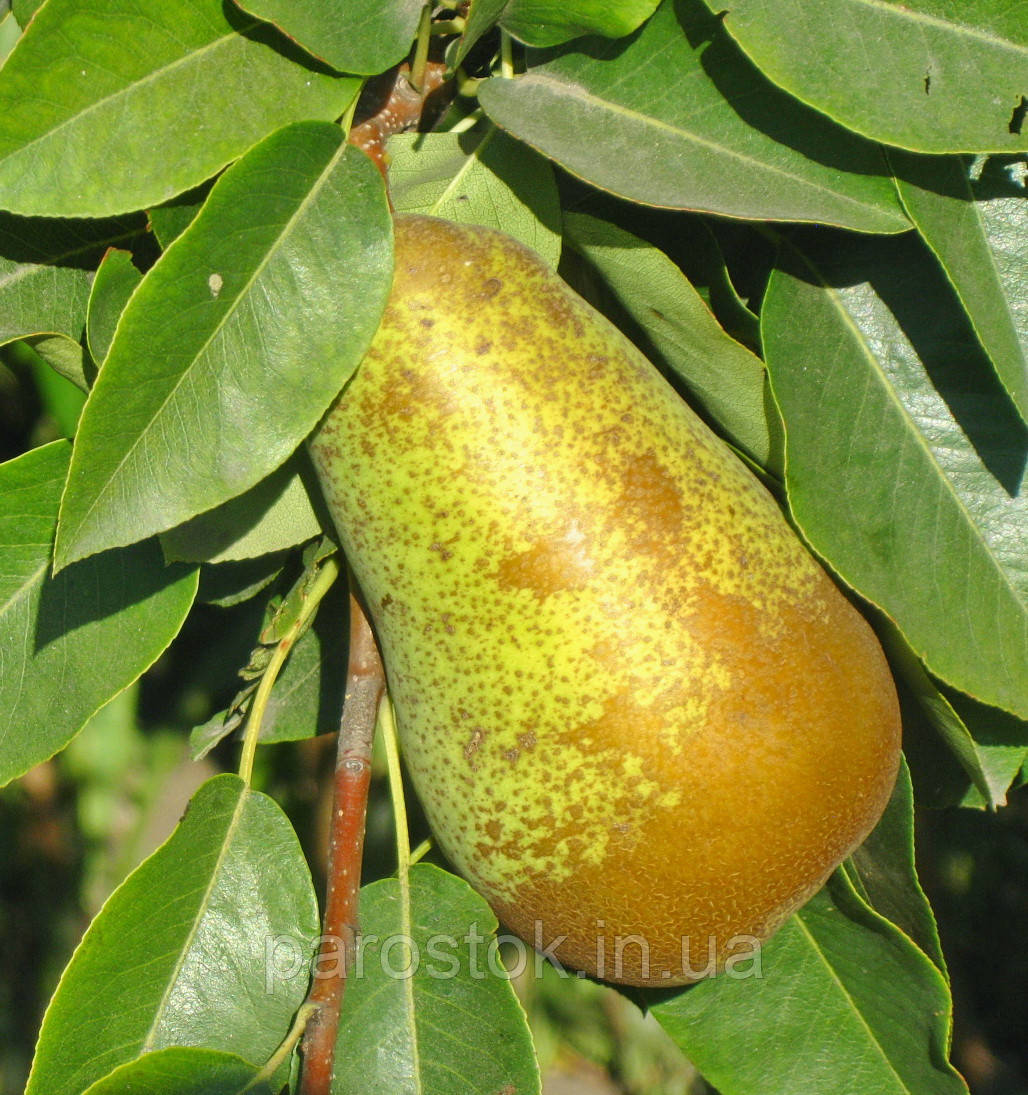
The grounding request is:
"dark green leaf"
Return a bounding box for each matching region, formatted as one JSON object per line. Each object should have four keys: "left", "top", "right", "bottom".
{"left": 232, "top": 0, "right": 423, "bottom": 74}
{"left": 763, "top": 233, "right": 1028, "bottom": 719}
{"left": 881, "top": 620, "right": 1021, "bottom": 809}
{"left": 55, "top": 124, "right": 392, "bottom": 570}
{"left": 478, "top": 0, "right": 910, "bottom": 232}
{"left": 0, "top": 442, "right": 197, "bottom": 786}
{"left": 653, "top": 870, "right": 967, "bottom": 1095}
{"left": 86, "top": 248, "right": 142, "bottom": 366}
{"left": 891, "top": 152, "right": 1028, "bottom": 424}
{"left": 500, "top": 0, "right": 660, "bottom": 46}
{"left": 707, "top": 0, "right": 1028, "bottom": 153}
{"left": 945, "top": 690, "right": 1028, "bottom": 810}
{"left": 161, "top": 458, "right": 321, "bottom": 564}
{"left": 26, "top": 774, "right": 319, "bottom": 1095}
{"left": 147, "top": 184, "right": 212, "bottom": 250}
{"left": 0, "top": 0, "right": 359, "bottom": 217}
{"left": 192, "top": 556, "right": 348, "bottom": 755}
{"left": 196, "top": 555, "right": 287, "bottom": 608}
{"left": 457, "top": 0, "right": 508, "bottom": 64}
{"left": 10, "top": 0, "right": 37, "bottom": 23}
{"left": 846, "top": 759, "right": 946, "bottom": 972}
{"left": 0, "top": 213, "right": 140, "bottom": 389}
{"left": 388, "top": 127, "right": 562, "bottom": 267}
{"left": 334, "top": 863, "right": 540, "bottom": 1094}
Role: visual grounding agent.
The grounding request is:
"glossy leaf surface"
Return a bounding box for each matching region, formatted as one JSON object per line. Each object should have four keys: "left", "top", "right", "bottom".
{"left": 333, "top": 864, "right": 540, "bottom": 1094}
{"left": 56, "top": 124, "right": 392, "bottom": 569}
{"left": 233, "top": 0, "right": 423, "bottom": 74}
{"left": 653, "top": 871, "right": 966, "bottom": 1095}
{"left": 0, "top": 0, "right": 359, "bottom": 217}
{"left": 0, "top": 442, "right": 197, "bottom": 786}
{"left": 388, "top": 128, "right": 562, "bottom": 268}
{"left": 26, "top": 774, "right": 318, "bottom": 1095}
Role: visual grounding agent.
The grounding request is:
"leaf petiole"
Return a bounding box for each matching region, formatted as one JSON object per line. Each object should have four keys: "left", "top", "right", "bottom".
{"left": 237, "top": 550, "right": 341, "bottom": 785}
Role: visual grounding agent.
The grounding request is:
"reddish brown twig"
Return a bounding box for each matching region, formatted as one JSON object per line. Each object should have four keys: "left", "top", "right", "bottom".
{"left": 299, "top": 589, "right": 385, "bottom": 1095}
{"left": 347, "top": 59, "right": 450, "bottom": 181}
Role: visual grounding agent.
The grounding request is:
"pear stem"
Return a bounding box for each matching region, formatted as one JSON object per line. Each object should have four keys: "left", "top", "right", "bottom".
{"left": 299, "top": 587, "right": 385, "bottom": 1095}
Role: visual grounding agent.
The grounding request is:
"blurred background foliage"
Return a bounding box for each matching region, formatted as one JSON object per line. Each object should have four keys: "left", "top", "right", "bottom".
{"left": 2, "top": 338, "right": 1026, "bottom": 1095}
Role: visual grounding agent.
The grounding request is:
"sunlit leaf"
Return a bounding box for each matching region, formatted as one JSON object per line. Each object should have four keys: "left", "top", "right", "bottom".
{"left": 232, "top": 0, "right": 423, "bottom": 74}
{"left": 26, "top": 775, "right": 318, "bottom": 1095}
{"left": 0, "top": 0, "right": 359, "bottom": 217}
{"left": 706, "top": 0, "right": 1028, "bottom": 153}
{"left": 763, "top": 232, "right": 1027, "bottom": 719}
{"left": 55, "top": 123, "right": 392, "bottom": 569}
{"left": 479, "top": 0, "right": 909, "bottom": 231}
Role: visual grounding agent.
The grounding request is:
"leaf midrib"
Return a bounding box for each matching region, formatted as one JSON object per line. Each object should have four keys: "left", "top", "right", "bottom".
{"left": 1, "top": 21, "right": 257, "bottom": 166}
{"left": 57, "top": 133, "right": 346, "bottom": 566}
{"left": 821, "top": 276, "right": 1027, "bottom": 617}
{"left": 502, "top": 74, "right": 900, "bottom": 221}
{"left": 138, "top": 786, "right": 249, "bottom": 1054}
{"left": 792, "top": 910, "right": 910, "bottom": 1094}
{"left": 824, "top": 0, "right": 1027, "bottom": 53}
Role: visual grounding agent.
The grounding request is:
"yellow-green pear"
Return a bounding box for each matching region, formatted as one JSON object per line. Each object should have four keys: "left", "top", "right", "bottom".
{"left": 309, "top": 215, "right": 901, "bottom": 986}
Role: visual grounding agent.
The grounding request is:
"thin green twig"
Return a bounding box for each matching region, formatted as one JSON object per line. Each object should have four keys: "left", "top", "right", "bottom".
{"left": 409, "top": 3, "right": 434, "bottom": 93}
{"left": 237, "top": 554, "right": 341, "bottom": 786}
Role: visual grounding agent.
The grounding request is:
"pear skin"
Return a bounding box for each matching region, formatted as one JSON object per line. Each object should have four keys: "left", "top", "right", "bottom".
{"left": 309, "top": 215, "right": 901, "bottom": 986}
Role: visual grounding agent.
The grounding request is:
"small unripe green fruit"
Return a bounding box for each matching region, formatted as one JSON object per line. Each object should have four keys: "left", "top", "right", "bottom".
{"left": 309, "top": 215, "right": 901, "bottom": 986}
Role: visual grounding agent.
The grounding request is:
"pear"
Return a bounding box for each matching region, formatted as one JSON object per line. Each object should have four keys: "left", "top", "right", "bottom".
{"left": 308, "top": 214, "right": 901, "bottom": 986}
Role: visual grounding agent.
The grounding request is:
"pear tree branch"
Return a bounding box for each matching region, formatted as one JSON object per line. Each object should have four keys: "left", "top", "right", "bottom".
{"left": 299, "top": 587, "right": 385, "bottom": 1095}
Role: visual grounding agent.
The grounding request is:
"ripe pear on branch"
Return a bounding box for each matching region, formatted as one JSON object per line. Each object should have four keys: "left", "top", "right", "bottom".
{"left": 308, "top": 214, "right": 901, "bottom": 986}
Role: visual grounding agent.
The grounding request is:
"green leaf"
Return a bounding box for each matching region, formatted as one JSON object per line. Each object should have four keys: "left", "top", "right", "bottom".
{"left": 11, "top": 0, "right": 38, "bottom": 23}
{"left": 147, "top": 184, "right": 211, "bottom": 250}
{"left": 0, "top": 9, "right": 21, "bottom": 64}
{"left": 0, "top": 441, "right": 197, "bottom": 786}
{"left": 191, "top": 564, "right": 348, "bottom": 755}
{"left": 500, "top": 0, "right": 660, "bottom": 46}
{"left": 196, "top": 555, "right": 287, "bottom": 609}
{"left": 456, "top": 0, "right": 505, "bottom": 64}
{"left": 0, "top": 0, "right": 359, "bottom": 218}
{"left": 82, "top": 1048, "right": 271, "bottom": 1095}
{"left": 945, "top": 690, "right": 1028, "bottom": 810}
{"left": 478, "top": 0, "right": 910, "bottom": 232}
{"left": 706, "top": 0, "right": 1028, "bottom": 154}
{"left": 652, "top": 870, "right": 967, "bottom": 1095}
{"left": 763, "top": 232, "right": 1028, "bottom": 720}
{"left": 388, "top": 128, "right": 562, "bottom": 268}
{"left": 0, "top": 212, "right": 141, "bottom": 390}
{"left": 562, "top": 212, "right": 776, "bottom": 467}
{"left": 891, "top": 152, "right": 1028, "bottom": 424}
{"left": 846, "top": 759, "right": 946, "bottom": 972}
{"left": 881, "top": 620, "right": 1020, "bottom": 810}
{"left": 256, "top": 572, "right": 347, "bottom": 743}
{"left": 161, "top": 458, "right": 321, "bottom": 564}
{"left": 334, "top": 863, "right": 541, "bottom": 1095}
{"left": 55, "top": 123, "right": 392, "bottom": 570}
{"left": 26, "top": 774, "right": 319, "bottom": 1095}
{"left": 232, "top": 0, "right": 423, "bottom": 74}
{"left": 85, "top": 248, "right": 142, "bottom": 366}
